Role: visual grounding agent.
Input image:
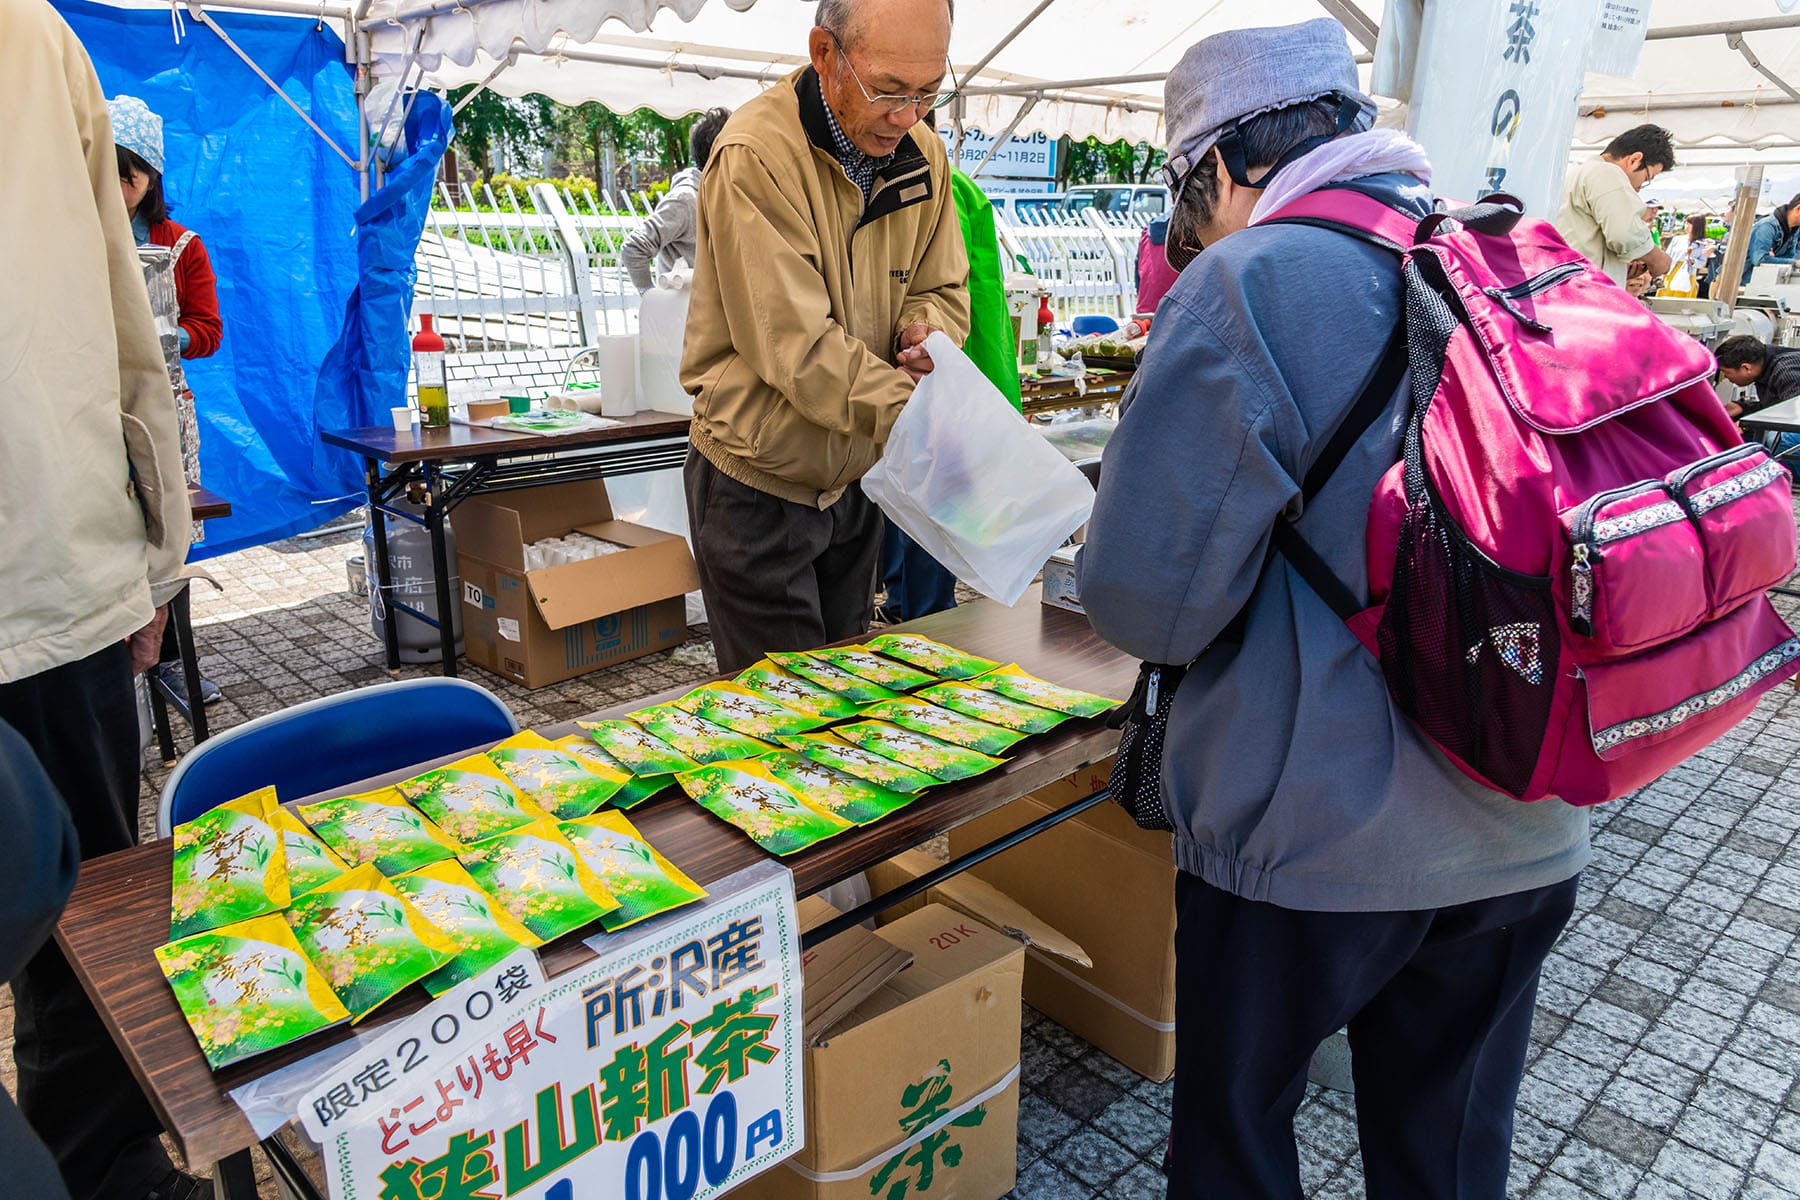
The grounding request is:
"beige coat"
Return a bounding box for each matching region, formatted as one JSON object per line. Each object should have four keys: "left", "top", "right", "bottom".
{"left": 681, "top": 68, "right": 971, "bottom": 508}
{"left": 1, "top": 0, "right": 190, "bottom": 683}
{"left": 1556, "top": 156, "right": 1656, "bottom": 285}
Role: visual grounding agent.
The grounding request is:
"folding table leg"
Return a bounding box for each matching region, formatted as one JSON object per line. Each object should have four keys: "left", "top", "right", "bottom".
{"left": 212, "top": 1148, "right": 258, "bottom": 1200}
{"left": 169, "top": 585, "right": 210, "bottom": 743}
{"left": 367, "top": 459, "right": 402, "bottom": 673}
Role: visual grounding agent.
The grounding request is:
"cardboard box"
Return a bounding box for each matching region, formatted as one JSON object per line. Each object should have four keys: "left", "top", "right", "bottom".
{"left": 728, "top": 897, "right": 1080, "bottom": 1200}
{"left": 945, "top": 758, "right": 1179, "bottom": 1081}
{"left": 451, "top": 479, "right": 699, "bottom": 688}
{"left": 1041, "top": 545, "right": 1083, "bottom": 614}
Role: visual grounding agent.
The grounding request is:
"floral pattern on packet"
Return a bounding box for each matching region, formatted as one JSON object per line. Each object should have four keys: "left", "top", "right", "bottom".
{"left": 396, "top": 754, "right": 549, "bottom": 844}
{"left": 734, "top": 660, "right": 868, "bottom": 720}
{"left": 170, "top": 787, "right": 290, "bottom": 939}
{"left": 759, "top": 751, "right": 919, "bottom": 824}
{"left": 765, "top": 652, "right": 907, "bottom": 704}
{"left": 268, "top": 807, "right": 352, "bottom": 898}
{"left": 629, "top": 703, "right": 777, "bottom": 765}
{"left": 964, "top": 664, "right": 1121, "bottom": 718}
{"left": 559, "top": 812, "right": 707, "bottom": 931}
{"left": 459, "top": 818, "right": 620, "bottom": 943}
{"left": 803, "top": 645, "right": 938, "bottom": 691}
{"left": 673, "top": 681, "right": 834, "bottom": 740}
{"left": 155, "top": 914, "right": 350, "bottom": 1069}
{"left": 676, "top": 762, "right": 853, "bottom": 856}
{"left": 282, "top": 864, "right": 459, "bottom": 1021}
{"left": 777, "top": 730, "right": 942, "bottom": 794}
{"left": 858, "top": 696, "right": 1026, "bottom": 756}
{"left": 865, "top": 634, "right": 1002, "bottom": 681}
{"left": 830, "top": 721, "right": 1006, "bottom": 783}
{"left": 915, "top": 680, "right": 1072, "bottom": 735}
{"left": 576, "top": 720, "right": 701, "bottom": 776}
{"left": 391, "top": 860, "right": 542, "bottom": 997}
{"left": 296, "top": 787, "right": 460, "bottom": 877}
{"left": 486, "top": 731, "right": 626, "bottom": 820}
{"left": 553, "top": 734, "right": 673, "bottom": 808}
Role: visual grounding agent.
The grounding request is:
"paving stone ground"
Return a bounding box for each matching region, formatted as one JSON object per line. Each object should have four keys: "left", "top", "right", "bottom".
{"left": 7, "top": 515, "right": 1800, "bottom": 1199}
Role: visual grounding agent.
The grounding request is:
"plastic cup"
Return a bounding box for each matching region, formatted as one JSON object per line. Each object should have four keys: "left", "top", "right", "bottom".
{"left": 390, "top": 406, "right": 414, "bottom": 432}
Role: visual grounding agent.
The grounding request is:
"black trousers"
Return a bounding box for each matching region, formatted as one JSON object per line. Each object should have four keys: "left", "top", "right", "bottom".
{"left": 684, "top": 449, "right": 884, "bottom": 675}
{"left": 1168, "top": 869, "right": 1579, "bottom": 1200}
{"left": 0, "top": 643, "right": 172, "bottom": 1200}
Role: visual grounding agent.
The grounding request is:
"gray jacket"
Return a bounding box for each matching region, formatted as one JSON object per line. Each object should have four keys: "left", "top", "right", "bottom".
{"left": 1078, "top": 175, "right": 1590, "bottom": 913}
{"left": 623, "top": 167, "right": 701, "bottom": 292}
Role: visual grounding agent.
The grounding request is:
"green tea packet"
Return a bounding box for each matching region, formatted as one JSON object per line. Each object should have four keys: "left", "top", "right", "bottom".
{"left": 673, "top": 681, "right": 833, "bottom": 740}
{"left": 866, "top": 634, "right": 1002, "bottom": 681}
{"left": 629, "top": 703, "right": 778, "bottom": 765}
{"left": 283, "top": 864, "right": 460, "bottom": 1022}
{"left": 396, "top": 754, "right": 550, "bottom": 844}
{"left": 734, "top": 660, "right": 868, "bottom": 720}
{"left": 777, "top": 730, "right": 942, "bottom": 794}
{"left": 859, "top": 696, "right": 1027, "bottom": 756}
{"left": 155, "top": 914, "right": 351, "bottom": 1069}
{"left": 269, "top": 807, "right": 353, "bottom": 898}
{"left": 577, "top": 719, "right": 701, "bottom": 775}
{"left": 170, "top": 787, "right": 291, "bottom": 940}
{"left": 766, "top": 651, "right": 906, "bottom": 704}
{"left": 966, "top": 664, "right": 1121, "bottom": 718}
{"left": 831, "top": 721, "right": 1006, "bottom": 783}
{"left": 297, "top": 787, "right": 461, "bottom": 877}
{"left": 915, "top": 680, "right": 1072, "bottom": 735}
{"left": 759, "top": 751, "right": 919, "bottom": 824}
{"left": 486, "top": 730, "right": 626, "bottom": 820}
{"left": 676, "top": 761, "right": 854, "bottom": 856}
{"left": 555, "top": 733, "right": 674, "bottom": 808}
{"left": 559, "top": 812, "right": 707, "bottom": 931}
{"left": 459, "top": 818, "right": 620, "bottom": 943}
{"left": 391, "top": 860, "right": 543, "bottom": 997}
{"left": 803, "top": 645, "right": 938, "bottom": 691}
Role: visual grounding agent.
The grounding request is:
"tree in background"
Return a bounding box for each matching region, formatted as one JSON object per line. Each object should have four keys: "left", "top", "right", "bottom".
{"left": 554, "top": 103, "right": 698, "bottom": 191}
{"left": 446, "top": 86, "right": 556, "bottom": 184}
{"left": 1057, "top": 135, "right": 1165, "bottom": 188}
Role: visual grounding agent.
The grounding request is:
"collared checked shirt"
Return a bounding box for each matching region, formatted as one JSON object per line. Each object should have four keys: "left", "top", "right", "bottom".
{"left": 821, "top": 97, "right": 893, "bottom": 200}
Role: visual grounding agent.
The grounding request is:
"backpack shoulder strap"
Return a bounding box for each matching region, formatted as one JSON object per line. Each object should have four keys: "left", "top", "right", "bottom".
{"left": 1260, "top": 188, "right": 1420, "bottom": 254}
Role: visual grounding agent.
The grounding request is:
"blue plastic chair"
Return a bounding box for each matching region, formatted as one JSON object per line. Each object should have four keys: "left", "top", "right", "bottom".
{"left": 1070, "top": 314, "right": 1121, "bottom": 336}
{"left": 156, "top": 678, "right": 520, "bottom": 837}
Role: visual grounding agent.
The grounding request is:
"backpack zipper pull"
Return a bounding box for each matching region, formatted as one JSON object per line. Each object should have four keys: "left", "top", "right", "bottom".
{"left": 1570, "top": 542, "right": 1597, "bottom": 636}
{"left": 1146, "top": 668, "right": 1162, "bottom": 713}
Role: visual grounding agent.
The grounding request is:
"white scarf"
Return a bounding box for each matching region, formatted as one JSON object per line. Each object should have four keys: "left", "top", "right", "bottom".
{"left": 1247, "top": 129, "right": 1433, "bottom": 226}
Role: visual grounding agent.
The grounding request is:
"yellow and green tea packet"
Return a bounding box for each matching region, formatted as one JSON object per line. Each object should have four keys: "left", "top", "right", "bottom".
{"left": 802, "top": 645, "right": 938, "bottom": 691}
{"left": 577, "top": 719, "right": 702, "bottom": 776}
{"left": 559, "top": 812, "right": 707, "bottom": 931}
{"left": 459, "top": 818, "right": 620, "bottom": 943}
{"left": 629, "top": 703, "right": 778, "bottom": 765}
{"left": 170, "top": 787, "right": 291, "bottom": 940}
{"left": 831, "top": 721, "right": 1006, "bottom": 783}
{"left": 859, "top": 696, "right": 1027, "bottom": 756}
{"left": 777, "top": 730, "right": 942, "bottom": 794}
{"left": 765, "top": 652, "right": 907, "bottom": 704}
{"left": 866, "top": 634, "right": 1002, "bottom": 681}
{"left": 486, "top": 731, "right": 626, "bottom": 820}
{"left": 391, "top": 860, "right": 543, "bottom": 997}
{"left": 155, "top": 914, "right": 350, "bottom": 1069}
{"left": 673, "top": 681, "right": 834, "bottom": 740}
{"left": 676, "top": 761, "right": 854, "bottom": 856}
{"left": 759, "top": 751, "right": 919, "bottom": 825}
{"left": 735, "top": 660, "right": 868, "bottom": 720}
{"left": 915, "top": 680, "right": 1072, "bottom": 735}
{"left": 268, "top": 807, "right": 352, "bottom": 898}
{"left": 284, "top": 864, "right": 459, "bottom": 1021}
{"left": 396, "top": 754, "right": 550, "bottom": 844}
{"left": 966, "top": 664, "right": 1121, "bottom": 719}
{"left": 553, "top": 733, "right": 674, "bottom": 808}
{"left": 297, "top": 787, "right": 460, "bottom": 877}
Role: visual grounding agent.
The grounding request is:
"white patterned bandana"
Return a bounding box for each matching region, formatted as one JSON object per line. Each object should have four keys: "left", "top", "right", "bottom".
{"left": 108, "top": 95, "right": 165, "bottom": 175}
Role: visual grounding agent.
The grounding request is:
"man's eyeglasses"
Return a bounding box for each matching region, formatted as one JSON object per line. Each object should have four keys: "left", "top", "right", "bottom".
{"left": 824, "top": 27, "right": 958, "bottom": 115}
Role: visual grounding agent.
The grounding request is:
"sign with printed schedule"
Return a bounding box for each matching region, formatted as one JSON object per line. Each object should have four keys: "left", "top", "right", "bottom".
{"left": 937, "top": 127, "right": 1057, "bottom": 181}
{"left": 309, "top": 864, "right": 803, "bottom": 1200}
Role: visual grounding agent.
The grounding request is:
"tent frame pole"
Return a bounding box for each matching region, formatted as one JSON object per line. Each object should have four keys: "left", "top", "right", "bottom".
{"left": 186, "top": 2, "right": 358, "bottom": 167}
{"left": 1727, "top": 34, "right": 1800, "bottom": 104}
{"left": 969, "top": 97, "right": 1038, "bottom": 178}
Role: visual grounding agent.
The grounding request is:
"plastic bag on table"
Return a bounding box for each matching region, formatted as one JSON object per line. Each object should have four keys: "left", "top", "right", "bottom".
{"left": 862, "top": 332, "right": 1094, "bottom": 606}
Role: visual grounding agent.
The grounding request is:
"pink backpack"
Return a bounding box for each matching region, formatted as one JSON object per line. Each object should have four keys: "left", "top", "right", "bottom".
{"left": 1267, "top": 189, "right": 1800, "bottom": 806}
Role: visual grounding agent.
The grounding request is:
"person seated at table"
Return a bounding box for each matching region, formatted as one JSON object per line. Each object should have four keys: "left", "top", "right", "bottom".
{"left": 1715, "top": 334, "right": 1800, "bottom": 418}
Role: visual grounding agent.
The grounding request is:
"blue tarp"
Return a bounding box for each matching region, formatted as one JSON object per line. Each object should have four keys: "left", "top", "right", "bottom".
{"left": 56, "top": 0, "right": 362, "bottom": 558}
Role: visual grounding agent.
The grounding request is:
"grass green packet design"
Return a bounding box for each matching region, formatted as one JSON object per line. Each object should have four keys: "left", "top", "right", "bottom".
{"left": 966, "top": 664, "right": 1121, "bottom": 718}
{"left": 459, "top": 818, "right": 620, "bottom": 943}
{"left": 282, "top": 864, "right": 459, "bottom": 1022}
{"left": 915, "top": 680, "right": 1073, "bottom": 735}
{"left": 268, "top": 808, "right": 352, "bottom": 898}
{"left": 766, "top": 651, "right": 908, "bottom": 704}
{"left": 734, "top": 660, "right": 868, "bottom": 720}
{"left": 831, "top": 721, "right": 1006, "bottom": 783}
{"left": 486, "top": 731, "right": 626, "bottom": 820}
{"left": 155, "top": 914, "right": 351, "bottom": 1069}
{"left": 676, "top": 762, "right": 854, "bottom": 856}
{"left": 858, "top": 696, "right": 1026, "bottom": 756}
{"left": 553, "top": 734, "right": 675, "bottom": 808}
{"left": 866, "top": 634, "right": 1002, "bottom": 681}
{"left": 559, "top": 812, "right": 707, "bottom": 931}
{"left": 629, "top": 703, "right": 778, "bottom": 765}
{"left": 777, "top": 730, "right": 942, "bottom": 794}
{"left": 170, "top": 787, "right": 291, "bottom": 940}
{"left": 391, "top": 860, "right": 543, "bottom": 997}
{"left": 759, "top": 751, "right": 919, "bottom": 824}
{"left": 297, "top": 787, "right": 461, "bottom": 877}
{"left": 672, "top": 681, "right": 834, "bottom": 739}
{"left": 576, "top": 719, "right": 701, "bottom": 776}
{"left": 803, "top": 645, "right": 938, "bottom": 691}
{"left": 396, "top": 754, "right": 550, "bottom": 844}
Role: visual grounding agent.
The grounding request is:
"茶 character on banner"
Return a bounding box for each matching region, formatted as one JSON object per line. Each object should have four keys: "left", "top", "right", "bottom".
{"left": 690, "top": 986, "right": 779, "bottom": 1093}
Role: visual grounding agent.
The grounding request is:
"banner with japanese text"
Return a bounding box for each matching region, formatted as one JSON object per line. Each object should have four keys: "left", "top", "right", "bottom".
{"left": 309, "top": 863, "right": 802, "bottom": 1200}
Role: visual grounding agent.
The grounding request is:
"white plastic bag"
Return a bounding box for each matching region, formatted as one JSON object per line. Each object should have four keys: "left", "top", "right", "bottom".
{"left": 862, "top": 332, "right": 1094, "bottom": 606}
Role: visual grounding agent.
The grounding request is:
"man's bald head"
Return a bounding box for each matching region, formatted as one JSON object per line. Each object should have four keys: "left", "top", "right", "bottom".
{"left": 816, "top": 0, "right": 953, "bottom": 50}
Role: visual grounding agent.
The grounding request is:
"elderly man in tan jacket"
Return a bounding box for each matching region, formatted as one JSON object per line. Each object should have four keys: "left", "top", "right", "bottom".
{"left": 1, "top": 2, "right": 194, "bottom": 1197}
{"left": 680, "top": 0, "right": 970, "bottom": 673}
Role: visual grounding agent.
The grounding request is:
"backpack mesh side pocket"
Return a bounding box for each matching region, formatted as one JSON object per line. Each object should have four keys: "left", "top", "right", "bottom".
{"left": 1106, "top": 661, "right": 1184, "bottom": 832}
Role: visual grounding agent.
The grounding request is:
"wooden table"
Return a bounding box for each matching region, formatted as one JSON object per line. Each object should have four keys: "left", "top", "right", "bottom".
{"left": 320, "top": 412, "right": 692, "bottom": 677}
{"left": 1021, "top": 367, "right": 1133, "bottom": 417}
{"left": 56, "top": 592, "right": 1132, "bottom": 1189}
{"left": 189, "top": 484, "right": 232, "bottom": 523}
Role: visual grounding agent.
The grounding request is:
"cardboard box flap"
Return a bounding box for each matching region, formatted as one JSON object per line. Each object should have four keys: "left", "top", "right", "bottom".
{"left": 871, "top": 851, "right": 1090, "bottom": 968}
{"left": 797, "top": 897, "right": 914, "bottom": 1045}
{"left": 451, "top": 479, "right": 617, "bottom": 572}
{"left": 526, "top": 532, "right": 700, "bottom": 631}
